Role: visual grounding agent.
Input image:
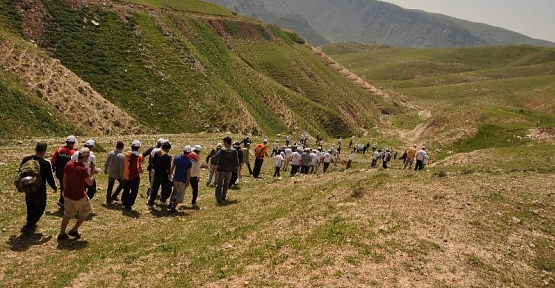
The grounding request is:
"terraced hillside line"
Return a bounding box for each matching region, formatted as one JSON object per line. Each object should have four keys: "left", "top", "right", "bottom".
{"left": 311, "top": 46, "right": 389, "bottom": 99}
{"left": 0, "top": 37, "right": 145, "bottom": 135}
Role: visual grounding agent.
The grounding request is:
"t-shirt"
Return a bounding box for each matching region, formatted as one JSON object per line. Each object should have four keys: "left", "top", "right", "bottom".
{"left": 348, "top": 153, "right": 355, "bottom": 161}
{"left": 63, "top": 161, "right": 89, "bottom": 200}
{"left": 407, "top": 147, "right": 417, "bottom": 159}
{"left": 254, "top": 143, "right": 267, "bottom": 160}
{"left": 173, "top": 155, "right": 193, "bottom": 183}
{"left": 372, "top": 151, "right": 380, "bottom": 160}
{"left": 153, "top": 151, "right": 172, "bottom": 178}
{"left": 124, "top": 151, "right": 143, "bottom": 181}
{"left": 272, "top": 143, "right": 279, "bottom": 150}
{"left": 423, "top": 154, "right": 430, "bottom": 165}
{"left": 291, "top": 152, "right": 302, "bottom": 166}
{"left": 51, "top": 146, "right": 77, "bottom": 178}
{"left": 310, "top": 153, "right": 318, "bottom": 165}
{"left": 274, "top": 154, "right": 283, "bottom": 167}
{"left": 71, "top": 151, "right": 96, "bottom": 175}
{"left": 284, "top": 148, "right": 292, "bottom": 158}
{"left": 416, "top": 150, "right": 427, "bottom": 161}
{"left": 323, "top": 153, "right": 332, "bottom": 163}
{"left": 301, "top": 153, "right": 311, "bottom": 166}
{"left": 187, "top": 153, "right": 201, "bottom": 178}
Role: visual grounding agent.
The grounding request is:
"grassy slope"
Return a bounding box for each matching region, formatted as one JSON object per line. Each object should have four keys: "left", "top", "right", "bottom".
{"left": 18, "top": 0, "right": 380, "bottom": 138}
{"left": 324, "top": 44, "right": 555, "bottom": 152}
{"left": 0, "top": 135, "right": 553, "bottom": 287}
{"left": 122, "top": 0, "right": 234, "bottom": 16}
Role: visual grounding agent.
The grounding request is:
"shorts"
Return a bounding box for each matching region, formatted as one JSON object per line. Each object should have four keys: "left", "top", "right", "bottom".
{"left": 63, "top": 196, "right": 92, "bottom": 218}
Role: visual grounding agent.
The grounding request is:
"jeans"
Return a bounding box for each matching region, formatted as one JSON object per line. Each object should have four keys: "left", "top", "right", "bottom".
{"left": 215, "top": 172, "right": 232, "bottom": 202}
{"left": 122, "top": 177, "right": 140, "bottom": 209}
{"left": 253, "top": 158, "right": 264, "bottom": 178}
{"left": 149, "top": 176, "right": 171, "bottom": 206}
{"left": 106, "top": 177, "right": 123, "bottom": 203}
{"left": 300, "top": 165, "right": 309, "bottom": 174}
{"left": 190, "top": 177, "right": 199, "bottom": 205}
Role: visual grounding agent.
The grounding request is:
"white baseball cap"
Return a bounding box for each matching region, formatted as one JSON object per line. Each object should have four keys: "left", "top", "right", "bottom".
{"left": 263, "top": 139, "right": 268, "bottom": 143}
{"left": 217, "top": 143, "right": 222, "bottom": 148}
{"left": 183, "top": 145, "right": 192, "bottom": 153}
{"left": 85, "top": 139, "right": 95, "bottom": 147}
{"left": 194, "top": 145, "right": 202, "bottom": 151}
{"left": 157, "top": 138, "right": 165, "bottom": 144}
{"left": 66, "top": 135, "right": 76, "bottom": 143}
{"left": 132, "top": 140, "right": 141, "bottom": 147}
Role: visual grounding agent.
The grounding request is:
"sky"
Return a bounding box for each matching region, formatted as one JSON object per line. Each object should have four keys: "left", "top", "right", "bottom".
{"left": 380, "top": 0, "right": 555, "bottom": 43}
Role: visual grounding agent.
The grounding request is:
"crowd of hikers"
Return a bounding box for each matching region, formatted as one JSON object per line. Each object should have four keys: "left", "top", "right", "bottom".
{"left": 15, "top": 134, "right": 429, "bottom": 241}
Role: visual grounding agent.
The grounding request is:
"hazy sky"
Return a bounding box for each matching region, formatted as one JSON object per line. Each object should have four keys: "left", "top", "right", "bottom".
{"left": 380, "top": 0, "right": 555, "bottom": 43}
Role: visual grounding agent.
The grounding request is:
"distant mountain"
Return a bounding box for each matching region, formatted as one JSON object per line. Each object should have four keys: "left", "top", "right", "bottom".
{"left": 205, "top": 0, "right": 555, "bottom": 48}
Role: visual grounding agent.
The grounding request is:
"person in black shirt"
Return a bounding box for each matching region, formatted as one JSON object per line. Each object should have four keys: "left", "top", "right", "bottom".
{"left": 19, "top": 141, "right": 57, "bottom": 235}
{"left": 147, "top": 142, "right": 173, "bottom": 209}
{"left": 215, "top": 137, "right": 239, "bottom": 204}
{"left": 228, "top": 141, "right": 244, "bottom": 189}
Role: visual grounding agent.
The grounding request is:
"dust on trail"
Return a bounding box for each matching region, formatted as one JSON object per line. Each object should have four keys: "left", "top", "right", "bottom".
{"left": 0, "top": 36, "right": 145, "bottom": 135}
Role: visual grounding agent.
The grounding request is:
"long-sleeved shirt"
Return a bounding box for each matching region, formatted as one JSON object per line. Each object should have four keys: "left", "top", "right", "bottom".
{"left": 104, "top": 149, "right": 125, "bottom": 179}
{"left": 20, "top": 155, "right": 57, "bottom": 193}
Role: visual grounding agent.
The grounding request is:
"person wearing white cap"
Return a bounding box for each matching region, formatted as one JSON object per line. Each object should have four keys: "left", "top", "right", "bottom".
{"left": 58, "top": 147, "right": 95, "bottom": 241}
{"left": 167, "top": 145, "right": 193, "bottom": 213}
{"left": 404, "top": 144, "right": 417, "bottom": 170}
{"left": 142, "top": 138, "right": 166, "bottom": 201}
{"left": 322, "top": 149, "right": 332, "bottom": 173}
{"left": 206, "top": 143, "right": 222, "bottom": 186}
{"left": 289, "top": 147, "right": 302, "bottom": 176}
{"left": 51, "top": 135, "right": 78, "bottom": 208}
{"left": 414, "top": 146, "right": 428, "bottom": 171}
{"left": 121, "top": 140, "right": 143, "bottom": 210}
{"left": 252, "top": 139, "right": 269, "bottom": 178}
{"left": 71, "top": 139, "right": 98, "bottom": 199}
{"left": 187, "top": 145, "right": 202, "bottom": 208}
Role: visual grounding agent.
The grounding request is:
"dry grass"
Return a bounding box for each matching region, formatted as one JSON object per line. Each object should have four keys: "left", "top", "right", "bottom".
{"left": 1, "top": 134, "right": 554, "bottom": 287}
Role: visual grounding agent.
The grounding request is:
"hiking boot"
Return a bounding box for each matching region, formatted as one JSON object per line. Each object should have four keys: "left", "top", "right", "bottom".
{"left": 169, "top": 207, "right": 177, "bottom": 214}
{"left": 68, "top": 230, "right": 81, "bottom": 239}
{"left": 57, "top": 233, "right": 69, "bottom": 241}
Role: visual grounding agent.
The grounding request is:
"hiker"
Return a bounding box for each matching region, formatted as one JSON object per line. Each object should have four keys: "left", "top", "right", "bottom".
{"left": 283, "top": 145, "right": 292, "bottom": 171}
{"left": 148, "top": 141, "right": 173, "bottom": 209}
{"left": 104, "top": 141, "right": 125, "bottom": 205}
{"left": 51, "top": 135, "right": 77, "bottom": 208}
{"left": 309, "top": 149, "right": 318, "bottom": 174}
{"left": 143, "top": 138, "right": 165, "bottom": 202}
{"left": 215, "top": 136, "right": 239, "bottom": 204}
{"left": 57, "top": 147, "right": 94, "bottom": 241}
{"left": 168, "top": 145, "right": 193, "bottom": 213}
{"left": 228, "top": 141, "right": 244, "bottom": 188}
{"left": 372, "top": 143, "right": 377, "bottom": 152}
{"left": 240, "top": 136, "right": 251, "bottom": 148}
{"left": 404, "top": 144, "right": 417, "bottom": 170}
{"left": 349, "top": 138, "right": 353, "bottom": 149}
{"left": 205, "top": 143, "right": 222, "bottom": 186}
{"left": 346, "top": 151, "right": 355, "bottom": 169}
{"left": 270, "top": 140, "right": 279, "bottom": 157}
{"left": 382, "top": 149, "right": 392, "bottom": 169}
{"left": 337, "top": 138, "right": 342, "bottom": 155}
{"left": 414, "top": 146, "right": 428, "bottom": 171}
{"left": 300, "top": 148, "right": 311, "bottom": 174}
{"left": 252, "top": 139, "right": 269, "bottom": 178}
{"left": 243, "top": 143, "right": 253, "bottom": 176}
{"left": 285, "top": 134, "right": 291, "bottom": 146}
{"left": 121, "top": 141, "right": 143, "bottom": 211}
{"left": 71, "top": 139, "right": 99, "bottom": 200}
{"left": 18, "top": 141, "right": 57, "bottom": 235}
{"left": 371, "top": 149, "right": 381, "bottom": 167}
{"left": 187, "top": 145, "right": 202, "bottom": 209}
{"left": 290, "top": 147, "right": 302, "bottom": 176}
{"left": 399, "top": 149, "right": 408, "bottom": 166}
{"left": 274, "top": 152, "right": 284, "bottom": 177}
{"left": 322, "top": 149, "right": 332, "bottom": 173}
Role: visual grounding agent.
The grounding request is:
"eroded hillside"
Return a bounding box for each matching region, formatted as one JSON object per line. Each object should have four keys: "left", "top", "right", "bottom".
{"left": 0, "top": 0, "right": 398, "bottom": 138}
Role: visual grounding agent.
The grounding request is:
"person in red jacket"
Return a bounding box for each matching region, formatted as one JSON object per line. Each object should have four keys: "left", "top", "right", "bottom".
{"left": 51, "top": 135, "right": 77, "bottom": 208}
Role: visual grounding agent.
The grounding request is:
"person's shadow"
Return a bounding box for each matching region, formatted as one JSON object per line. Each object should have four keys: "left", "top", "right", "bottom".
{"left": 56, "top": 239, "right": 89, "bottom": 250}
{"left": 7, "top": 233, "right": 52, "bottom": 252}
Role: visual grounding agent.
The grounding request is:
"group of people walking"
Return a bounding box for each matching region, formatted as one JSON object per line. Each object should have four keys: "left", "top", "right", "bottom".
{"left": 16, "top": 134, "right": 430, "bottom": 241}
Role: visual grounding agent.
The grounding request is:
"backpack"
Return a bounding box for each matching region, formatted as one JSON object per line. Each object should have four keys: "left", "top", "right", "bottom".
{"left": 210, "top": 150, "right": 220, "bottom": 165}
{"left": 14, "top": 158, "right": 42, "bottom": 193}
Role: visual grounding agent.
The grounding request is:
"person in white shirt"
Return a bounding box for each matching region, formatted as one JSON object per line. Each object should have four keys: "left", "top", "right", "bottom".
{"left": 415, "top": 147, "right": 428, "bottom": 171}
{"left": 283, "top": 146, "right": 293, "bottom": 171}
{"left": 322, "top": 150, "right": 332, "bottom": 173}
{"left": 274, "top": 152, "right": 284, "bottom": 177}
{"left": 314, "top": 148, "right": 323, "bottom": 174}
{"left": 289, "top": 149, "right": 302, "bottom": 176}
{"left": 71, "top": 139, "right": 99, "bottom": 199}
{"left": 346, "top": 152, "right": 354, "bottom": 169}
{"left": 309, "top": 150, "right": 318, "bottom": 174}
{"left": 371, "top": 149, "right": 381, "bottom": 167}
{"left": 271, "top": 141, "right": 279, "bottom": 157}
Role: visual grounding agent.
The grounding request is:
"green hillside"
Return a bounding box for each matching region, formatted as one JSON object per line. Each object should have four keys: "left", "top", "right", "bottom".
{"left": 323, "top": 44, "right": 555, "bottom": 152}
{"left": 0, "top": 0, "right": 393, "bottom": 139}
